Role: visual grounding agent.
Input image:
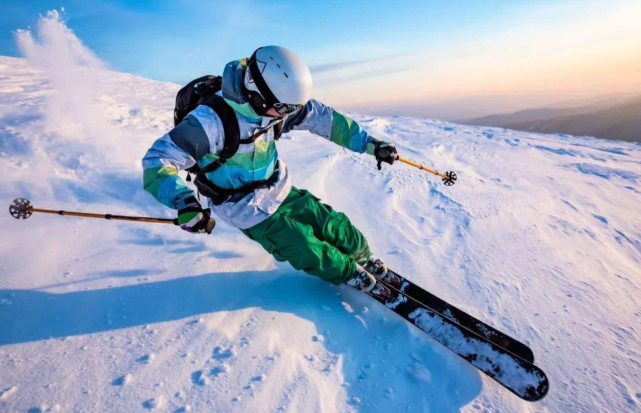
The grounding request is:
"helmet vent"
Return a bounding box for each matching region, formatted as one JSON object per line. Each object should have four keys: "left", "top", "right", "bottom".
{"left": 283, "top": 73, "right": 289, "bottom": 78}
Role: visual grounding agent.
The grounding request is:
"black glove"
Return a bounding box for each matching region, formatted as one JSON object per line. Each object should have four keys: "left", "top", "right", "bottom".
{"left": 177, "top": 196, "right": 215, "bottom": 234}
{"left": 374, "top": 141, "right": 398, "bottom": 170}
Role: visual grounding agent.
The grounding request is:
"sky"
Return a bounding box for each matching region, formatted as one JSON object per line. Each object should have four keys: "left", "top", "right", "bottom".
{"left": 2, "top": 0, "right": 641, "bottom": 119}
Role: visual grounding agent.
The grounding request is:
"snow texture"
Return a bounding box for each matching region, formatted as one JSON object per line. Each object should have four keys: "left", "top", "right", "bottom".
{"left": 1, "top": 11, "right": 641, "bottom": 413}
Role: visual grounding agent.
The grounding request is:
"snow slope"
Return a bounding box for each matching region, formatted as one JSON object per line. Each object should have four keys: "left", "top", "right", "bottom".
{"left": 1, "top": 13, "right": 641, "bottom": 413}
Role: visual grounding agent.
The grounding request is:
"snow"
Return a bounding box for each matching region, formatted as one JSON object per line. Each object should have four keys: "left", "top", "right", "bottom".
{"left": 1, "top": 11, "right": 641, "bottom": 413}
{"left": 0, "top": 386, "right": 18, "bottom": 401}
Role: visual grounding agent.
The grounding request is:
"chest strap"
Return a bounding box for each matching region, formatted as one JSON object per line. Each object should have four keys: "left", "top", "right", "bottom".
{"left": 193, "top": 165, "right": 281, "bottom": 205}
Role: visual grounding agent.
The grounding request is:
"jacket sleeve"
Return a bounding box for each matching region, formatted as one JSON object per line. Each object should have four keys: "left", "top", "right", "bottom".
{"left": 143, "top": 107, "right": 226, "bottom": 210}
{"left": 142, "top": 133, "right": 197, "bottom": 210}
{"left": 284, "top": 99, "right": 377, "bottom": 155}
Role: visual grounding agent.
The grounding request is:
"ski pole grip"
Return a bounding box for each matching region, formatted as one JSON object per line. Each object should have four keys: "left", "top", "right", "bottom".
{"left": 206, "top": 218, "right": 216, "bottom": 234}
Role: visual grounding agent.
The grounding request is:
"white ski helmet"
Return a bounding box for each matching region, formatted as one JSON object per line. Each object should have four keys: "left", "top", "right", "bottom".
{"left": 244, "top": 45, "right": 313, "bottom": 115}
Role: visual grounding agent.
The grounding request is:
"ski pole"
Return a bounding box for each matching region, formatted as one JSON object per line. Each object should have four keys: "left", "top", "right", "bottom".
{"left": 8, "top": 198, "right": 216, "bottom": 233}
{"left": 396, "top": 156, "right": 457, "bottom": 186}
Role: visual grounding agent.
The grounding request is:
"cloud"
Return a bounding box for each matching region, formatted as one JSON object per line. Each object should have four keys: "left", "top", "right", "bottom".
{"left": 310, "top": 55, "right": 406, "bottom": 75}
{"left": 310, "top": 54, "right": 413, "bottom": 88}
{"left": 315, "top": 67, "right": 413, "bottom": 87}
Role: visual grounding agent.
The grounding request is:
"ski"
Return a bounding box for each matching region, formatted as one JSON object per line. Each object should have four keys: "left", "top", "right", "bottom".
{"left": 362, "top": 279, "right": 549, "bottom": 402}
{"left": 385, "top": 269, "right": 535, "bottom": 363}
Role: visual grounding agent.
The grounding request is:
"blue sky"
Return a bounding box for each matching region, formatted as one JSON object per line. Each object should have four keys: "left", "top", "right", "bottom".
{"left": 3, "top": 0, "right": 640, "bottom": 118}
{"left": 1, "top": 0, "right": 495, "bottom": 80}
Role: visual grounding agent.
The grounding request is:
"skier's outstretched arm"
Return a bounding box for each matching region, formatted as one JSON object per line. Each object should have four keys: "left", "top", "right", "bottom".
{"left": 283, "top": 99, "right": 397, "bottom": 167}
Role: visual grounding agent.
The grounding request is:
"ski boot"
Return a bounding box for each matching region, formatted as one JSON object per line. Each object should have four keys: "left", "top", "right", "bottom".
{"left": 346, "top": 265, "right": 376, "bottom": 292}
{"left": 347, "top": 265, "right": 393, "bottom": 300}
{"left": 364, "top": 255, "right": 402, "bottom": 289}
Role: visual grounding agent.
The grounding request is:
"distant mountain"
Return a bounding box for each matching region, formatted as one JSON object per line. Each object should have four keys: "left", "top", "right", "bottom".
{"left": 463, "top": 96, "right": 641, "bottom": 142}
{"left": 461, "top": 106, "right": 596, "bottom": 127}
{"left": 349, "top": 93, "right": 584, "bottom": 122}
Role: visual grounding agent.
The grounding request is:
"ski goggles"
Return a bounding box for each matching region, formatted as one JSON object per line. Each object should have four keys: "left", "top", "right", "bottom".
{"left": 246, "top": 89, "right": 302, "bottom": 117}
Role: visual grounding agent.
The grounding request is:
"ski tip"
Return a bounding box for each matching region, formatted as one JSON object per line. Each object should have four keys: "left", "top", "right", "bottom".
{"left": 522, "top": 374, "right": 550, "bottom": 402}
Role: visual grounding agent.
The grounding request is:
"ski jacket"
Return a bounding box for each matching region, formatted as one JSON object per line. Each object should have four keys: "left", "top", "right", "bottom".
{"left": 142, "top": 59, "right": 378, "bottom": 229}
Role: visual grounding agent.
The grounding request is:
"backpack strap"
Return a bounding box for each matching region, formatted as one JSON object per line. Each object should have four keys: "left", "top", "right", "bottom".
{"left": 188, "top": 95, "right": 241, "bottom": 175}
{"left": 238, "top": 118, "right": 284, "bottom": 145}
{"left": 273, "top": 121, "right": 283, "bottom": 140}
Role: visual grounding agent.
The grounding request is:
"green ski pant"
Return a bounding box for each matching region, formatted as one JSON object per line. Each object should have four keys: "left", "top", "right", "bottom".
{"left": 242, "top": 187, "right": 370, "bottom": 285}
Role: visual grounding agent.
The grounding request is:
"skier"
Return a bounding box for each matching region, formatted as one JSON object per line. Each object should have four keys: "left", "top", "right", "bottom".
{"left": 142, "top": 45, "right": 400, "bottom": 294}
